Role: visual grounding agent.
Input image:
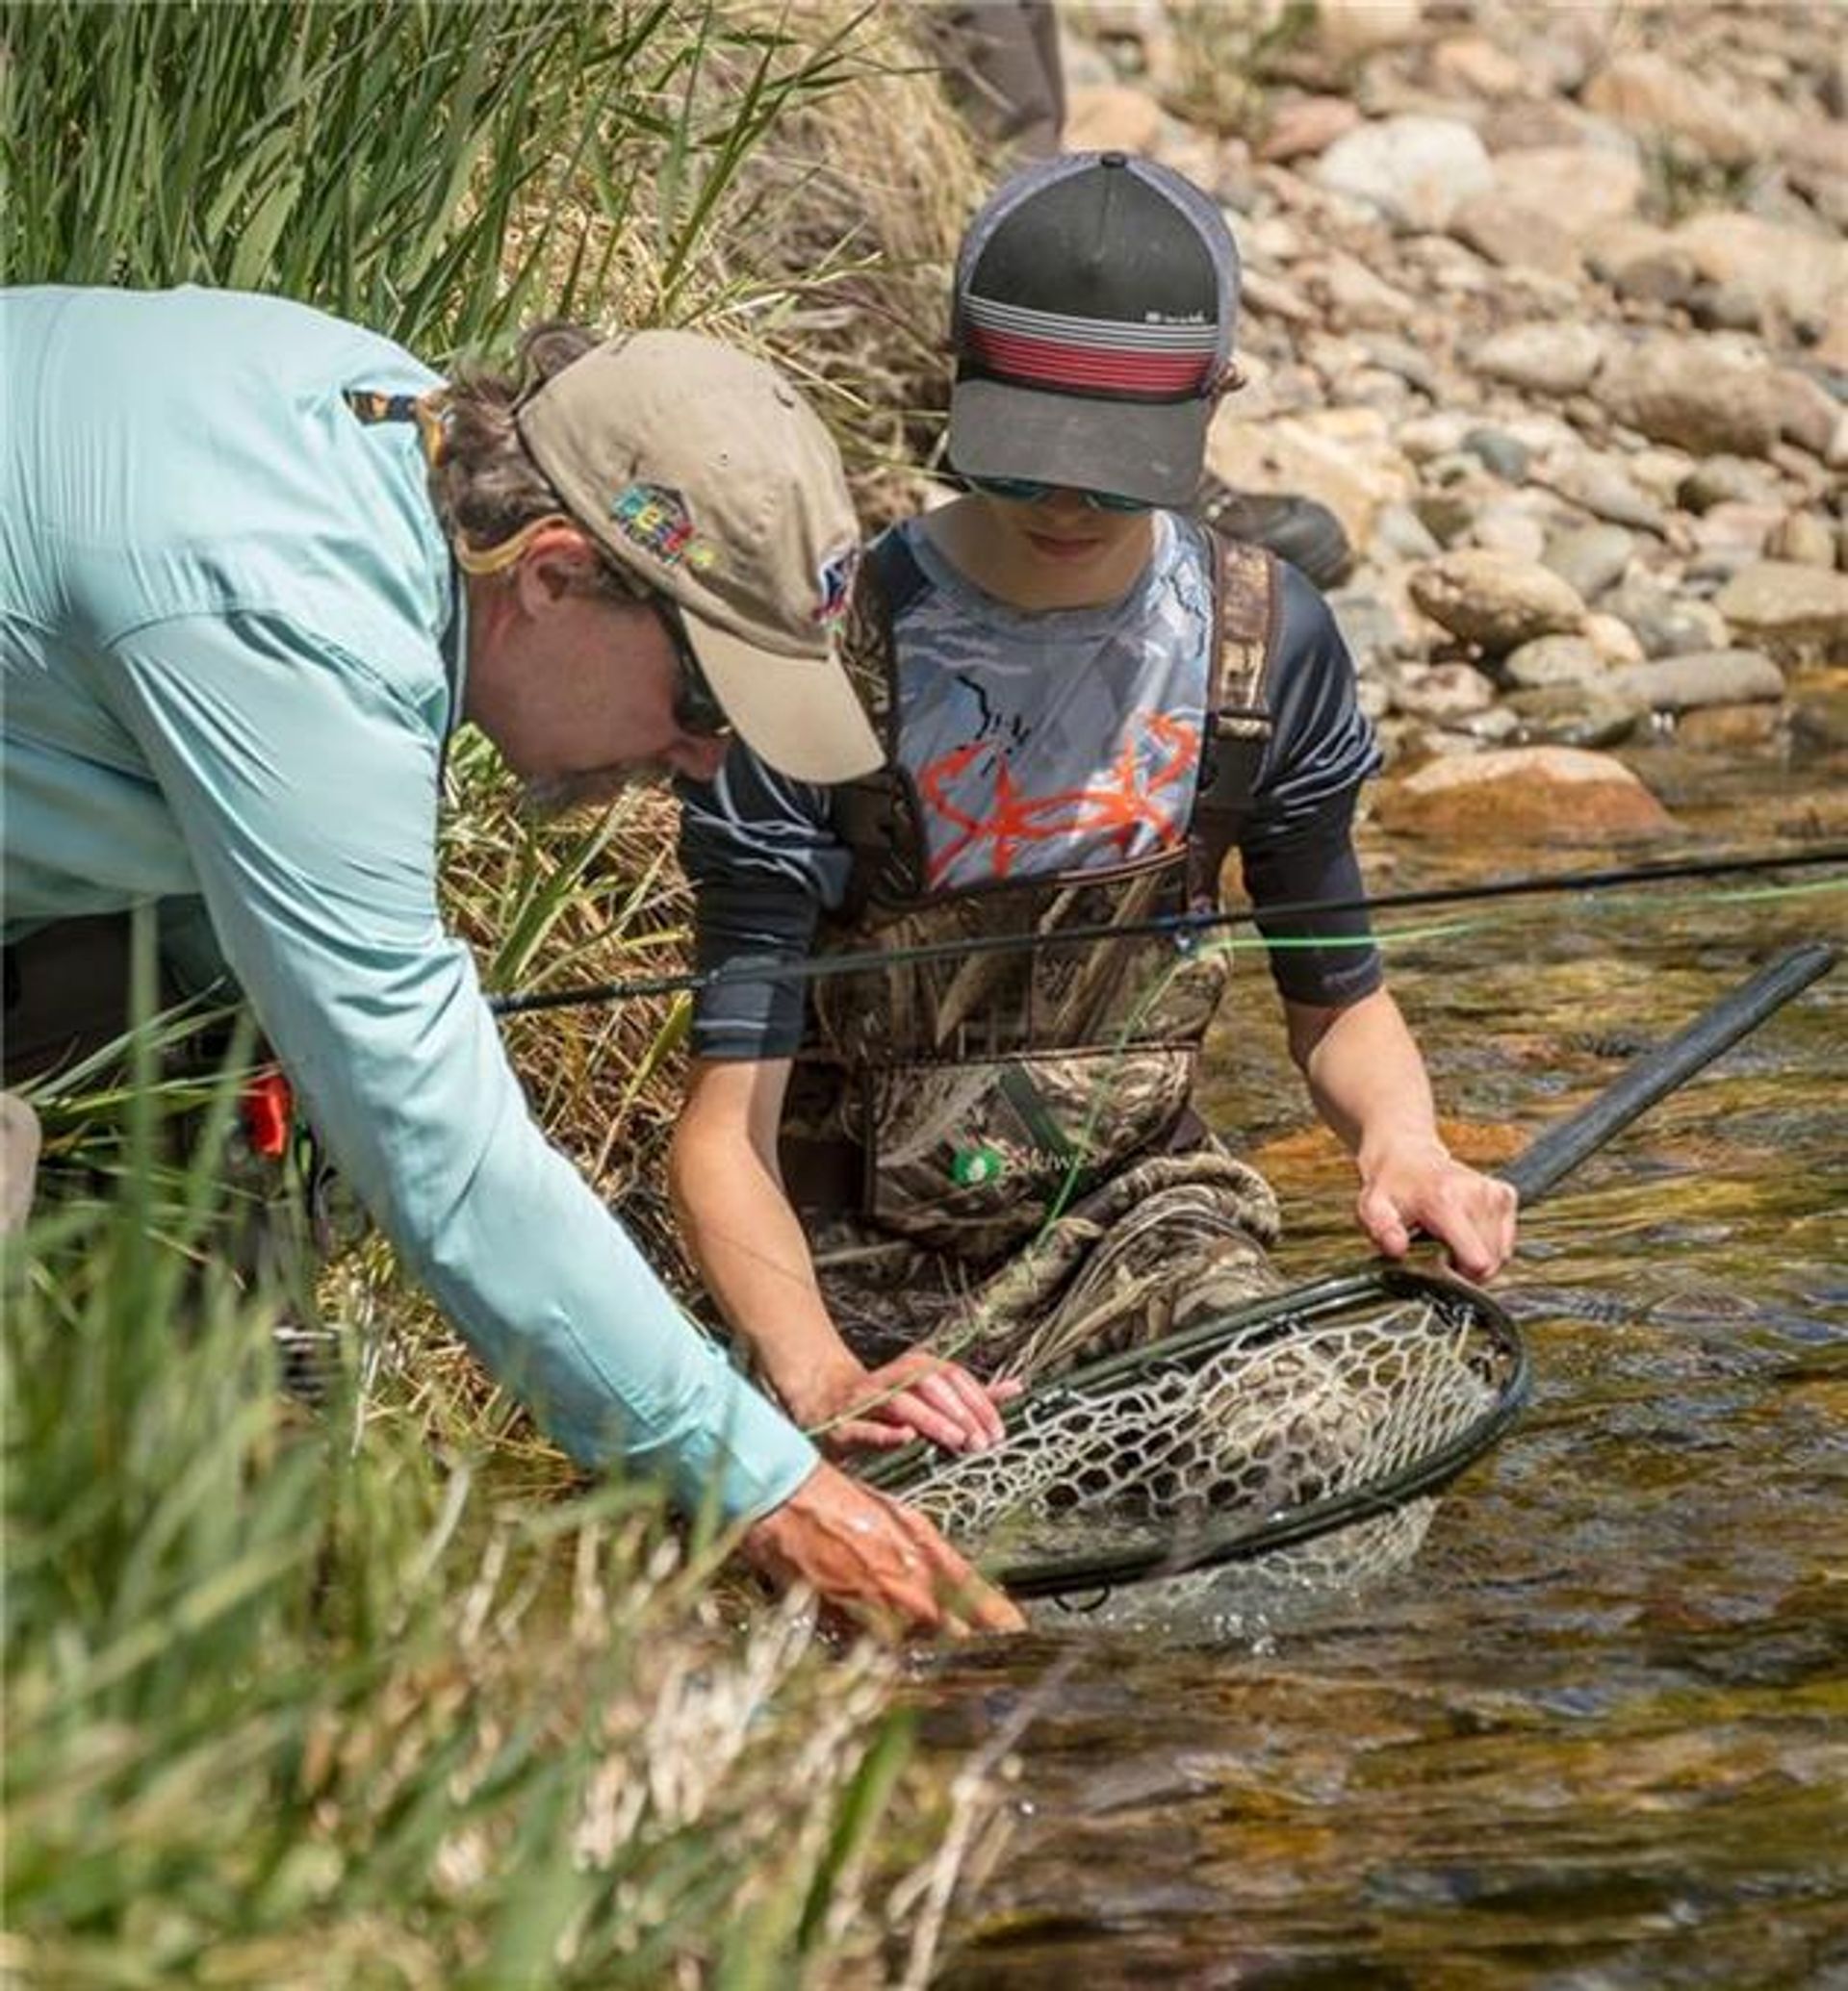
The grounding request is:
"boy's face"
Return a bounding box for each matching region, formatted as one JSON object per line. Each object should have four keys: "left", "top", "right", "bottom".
{"left": 971, "top": 485, "right": 1156, "bottom": 586}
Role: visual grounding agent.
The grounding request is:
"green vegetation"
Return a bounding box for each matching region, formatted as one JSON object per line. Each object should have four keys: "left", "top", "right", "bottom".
{"left": 3, "top": 3, "right": 996, "bottom": 1981}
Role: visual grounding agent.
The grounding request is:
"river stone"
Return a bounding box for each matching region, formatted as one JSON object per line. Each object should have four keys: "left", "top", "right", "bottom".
{"left": 1429, "top": 33, "right": 1527, "bottom": 100}
{"left": 1608, "top": 242, "right": 1700, "bottom": 308}
{"left": 1501, "top": 634, "right": 1607, "bottom": 689}
{"left": 1771, "top": 370, "right": 1844, "bottom": 461}
{"left": 1371, "top": 502, "right": 1444, "bottom": 562}
{"left": 1601, "top": 580, "right": 1731, "bottom": 660}
{"left": 1674, "top": 703, "right": 1786, "bottom": 751}
{"left": 1585, "top": 612, "right": 1647, "bottom": 668}
{"left": 1391, "top": 661, "right": 1499, "bottom": 722}
{"left": 1594, "top": 335, "right": 1782, "bottom": 457}
{"left": 1713, "top": 561, "right": 1848, "bottom": 665}
{"left": 1471, "top": 503, "right": 1548, "bottom": 563}
{"left": 1535, "top": 453, "right": 1665, "bottom": 533}
{"left": 1258, "top": 94, "right": 1361, "bottom": 163}
{"left": 1543, "top": 523, "right": 1636, "bottom": 602}
{"left": 1607, "top": 649, "right": 1786, "bottom": 712}
{"left": 1470, "top": 323, "right": 1606, "bottom": 396}
{"left": 1329, "top": 587, "right": 1415, "bottom": 667}
{"left": 1504, "top": 683, "right": 1647, "bottom": 749}
{"left": 1678, "top": 455, "right": 1779, "bottom": 514}
{"left": 1765, "top": 510, "right": 1839, "bottom": 569}
{"left": 1449, "top": 192, "right": 1582, "bottom": 280}
{"left": 1672, "top": 214, "right": 1848, "bottom": 338}
{"left": 1487, "top": 143, "right": 1644, "bottom": 238}
{"left": 1372, "top": 745, "right": 1676, "bottom": 842}
{"left": 1408, "top": 551, "right": 1588, "bottom": 654}
{"left": 1693, "top": 501, "right": 1779, "bottom": 561}
{"left": 1315, "top": 0, "right": 1424, "bottom": 60}
{"left": 1315, "top": 115, "right": 1495, "bottom": 233}
{"left": 1461, "top": 427, "right": 1530, "bottom": 481}
{"left": 1581, "top": 51, "right": 1763, "bottom": 168}
{"left": 1064, "top": 84, "right": 1167, "bottom": 154}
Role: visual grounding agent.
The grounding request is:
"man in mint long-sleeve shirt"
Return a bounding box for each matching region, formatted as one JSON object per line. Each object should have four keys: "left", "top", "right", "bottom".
{"left": 1, "top": 285, "right": 1020, "bottom": 1640}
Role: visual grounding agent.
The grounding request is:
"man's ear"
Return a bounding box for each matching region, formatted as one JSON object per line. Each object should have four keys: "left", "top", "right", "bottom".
{"left": 513, "top": 523, "right": 602, "bottom": 613}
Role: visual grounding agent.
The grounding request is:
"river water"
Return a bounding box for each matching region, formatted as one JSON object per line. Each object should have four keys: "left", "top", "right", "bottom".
{"left": 924, "top": 747, "right": 1847, "bottom": 1990}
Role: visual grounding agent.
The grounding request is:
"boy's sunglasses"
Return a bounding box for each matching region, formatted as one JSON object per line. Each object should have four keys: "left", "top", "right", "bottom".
{"left": 656, "top": 598, "right": 731, "bottom": 739}
{"left": 962, "top": 472, "right": 1155, "bottom": 515}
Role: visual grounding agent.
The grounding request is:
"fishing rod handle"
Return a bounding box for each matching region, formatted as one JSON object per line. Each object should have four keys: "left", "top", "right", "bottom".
{"left": 1500, "top": 940, "right": 1837, "bottom": 1210}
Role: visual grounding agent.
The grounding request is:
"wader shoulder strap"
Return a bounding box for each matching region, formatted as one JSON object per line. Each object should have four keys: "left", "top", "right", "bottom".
{"left": 832, "top": 531, "right": 932, "bottom": 914}
{"left": 1187, "top": 531, "right": 1280, "bottom": 906}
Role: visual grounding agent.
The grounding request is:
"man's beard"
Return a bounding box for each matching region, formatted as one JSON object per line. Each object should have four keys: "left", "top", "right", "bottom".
{"left": 519, "top": 762, "right": 673, "bottom": 819}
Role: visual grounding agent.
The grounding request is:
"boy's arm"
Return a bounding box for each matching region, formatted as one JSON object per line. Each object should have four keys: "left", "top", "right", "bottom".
{"left": 669, "top": 1057, "right": 1012, "bottom": 1451}
{"left": 1284, "top": 989, "right": 1518, "bottom": 1281}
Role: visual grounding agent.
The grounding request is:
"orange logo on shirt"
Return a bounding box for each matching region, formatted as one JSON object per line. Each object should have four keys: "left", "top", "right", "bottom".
{"left": 918, "top": 710, "right": 1199, "bottom": 886}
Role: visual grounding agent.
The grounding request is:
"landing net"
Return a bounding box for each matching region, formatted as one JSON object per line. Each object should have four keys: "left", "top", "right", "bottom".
{"left": 868, "top": 1266, "right": 1527, "bottom": 1598}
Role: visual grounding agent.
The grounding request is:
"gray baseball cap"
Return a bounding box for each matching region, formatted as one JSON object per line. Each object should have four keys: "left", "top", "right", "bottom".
{"left": 948, "top": 152, "right": 1240, "bottom": 507}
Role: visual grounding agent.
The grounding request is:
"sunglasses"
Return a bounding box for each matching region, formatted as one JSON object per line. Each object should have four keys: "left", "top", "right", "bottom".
{"left": 656, "top": 598, "right": 731, "bottom": 739}
{"left": 962, "top": 473, "right": 1155, "bottom": 515}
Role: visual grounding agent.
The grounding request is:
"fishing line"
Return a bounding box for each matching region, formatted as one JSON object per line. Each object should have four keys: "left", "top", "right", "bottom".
{"left": 489, "top": 847, "right": 1848, "bottom": 1017}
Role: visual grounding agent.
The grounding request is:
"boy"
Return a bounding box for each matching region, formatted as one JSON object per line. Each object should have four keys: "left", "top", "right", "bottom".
{"left": 670, "top": 154, "right": 1516, "bottom": 1456}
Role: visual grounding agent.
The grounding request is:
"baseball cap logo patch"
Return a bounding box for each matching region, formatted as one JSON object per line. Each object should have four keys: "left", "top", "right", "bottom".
{"left": 813, "top": 543, "right": 859, "bottom": 628}
{"left": 608, "top": 481, "right": 720, "bottom": 572}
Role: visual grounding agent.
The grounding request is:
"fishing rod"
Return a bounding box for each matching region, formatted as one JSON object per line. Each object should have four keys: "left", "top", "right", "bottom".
{"left": 488, "top": 843, "right": 1848, "bottom": 1018}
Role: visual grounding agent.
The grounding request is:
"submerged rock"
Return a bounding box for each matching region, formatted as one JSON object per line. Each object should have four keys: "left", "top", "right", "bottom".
{"left": 1372, "top": 745, "right": 1678, "bottom": 842}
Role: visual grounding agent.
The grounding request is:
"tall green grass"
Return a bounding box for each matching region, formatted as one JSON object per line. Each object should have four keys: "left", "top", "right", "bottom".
{"left": 3, "top": 4, "right": 1006, "bottom": 1980}
{"left": 4, "top": 1059, "right": 966, "bottom": 1986}
{"left": 2, "top": 0, "right": 880, "bottom": 356}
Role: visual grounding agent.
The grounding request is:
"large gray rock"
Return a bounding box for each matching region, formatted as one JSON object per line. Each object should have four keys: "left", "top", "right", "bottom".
{"left": 1714, "top": 562, "right": 1848, "bottom": 666}
{"left": 1470, "top": 323, "right": 1607, "bottom": 397}
{"left": 1542, "top": 524, "right": 1636, "bottom": 603}
{"left": 1535, "top": 453, "right": 1666, "bottom": 533}
{"left": 1601, "top": 579, "right": 1732, "bottom": 660}
{"left": 1409, "top": 550, "right": 1588, "bottom": 655}
{"left": 1594, "top": 335, "right": 1782, "bottom": 458}
{"left": 1315, "top": 115, "right": 1495, "bottom": 232}
{"left": 1607, "top": 650, "right": 1787, "bottom": 712}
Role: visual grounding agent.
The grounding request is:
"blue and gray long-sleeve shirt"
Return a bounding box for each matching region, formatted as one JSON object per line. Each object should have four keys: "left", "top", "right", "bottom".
{"left": 0, "top": 284, "right": 815, "bottom": 1521}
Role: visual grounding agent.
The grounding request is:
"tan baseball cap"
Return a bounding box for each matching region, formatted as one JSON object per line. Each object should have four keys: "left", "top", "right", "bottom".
{"left": 517, "top": 330, "right": 883, "bottom": 783}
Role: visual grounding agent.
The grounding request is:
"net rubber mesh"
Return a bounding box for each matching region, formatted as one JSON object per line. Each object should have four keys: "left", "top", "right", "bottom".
{"left": 872, "top": 1268, "right": 1527, "bottom": 1599}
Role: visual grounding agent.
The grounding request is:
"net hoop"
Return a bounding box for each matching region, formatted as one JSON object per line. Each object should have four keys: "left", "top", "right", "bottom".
{"left": 867, "top": 1264, "right": 1530, "bottom": 1599}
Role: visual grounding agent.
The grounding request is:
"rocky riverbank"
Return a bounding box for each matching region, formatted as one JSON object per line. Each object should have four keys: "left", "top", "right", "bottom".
{"left": 1055, "top": 0, "right": 1845, "bottom": 844}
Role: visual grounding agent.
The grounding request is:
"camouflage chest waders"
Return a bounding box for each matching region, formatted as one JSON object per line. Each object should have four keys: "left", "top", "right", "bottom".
{"left": 781, "top": 532, "right": 1291, "bottom": 1383}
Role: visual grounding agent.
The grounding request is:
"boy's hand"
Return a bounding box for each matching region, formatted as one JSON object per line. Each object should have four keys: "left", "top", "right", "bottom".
{"left": 1355, "top": 1137, "right": 1519, "bottom": 1282}
{"left": 797, "top": 1348, "right": 1021, "bottom": 1455}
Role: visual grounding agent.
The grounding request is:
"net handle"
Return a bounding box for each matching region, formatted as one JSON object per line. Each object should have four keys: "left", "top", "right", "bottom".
{"left": 1497, "top": 941, "right": 1837, "bottom": 1211}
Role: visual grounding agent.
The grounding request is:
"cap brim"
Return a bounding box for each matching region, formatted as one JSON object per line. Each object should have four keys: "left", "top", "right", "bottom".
{"left": 948, "top": 377, "right": 1210, "bottom": 508}
{"left": 680, "top": 609, "right": 884, "bottom": 783}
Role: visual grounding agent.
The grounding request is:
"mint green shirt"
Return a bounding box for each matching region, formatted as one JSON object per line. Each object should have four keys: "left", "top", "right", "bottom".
{"left": 0, "top": 285, "right": 815, "bottom": 1521}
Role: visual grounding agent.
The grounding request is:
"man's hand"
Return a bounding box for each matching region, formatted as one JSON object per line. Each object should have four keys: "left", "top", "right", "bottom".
{"left": 741, "top": 1460, "right": 1026, "bottom": 1641}
{"left": 794, "top": 1348, "right": 1021, "bottom": 1456}
{"left": 1355, "top": 1136, "right": 1519, "bottom": 1282}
